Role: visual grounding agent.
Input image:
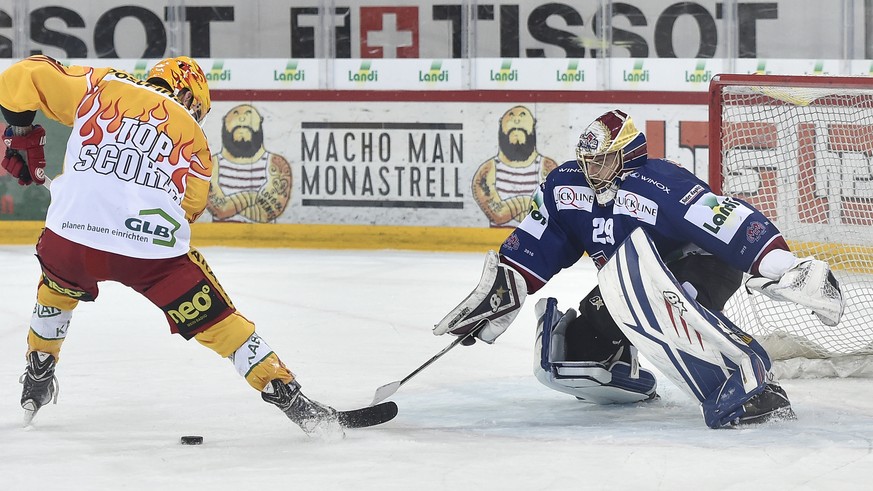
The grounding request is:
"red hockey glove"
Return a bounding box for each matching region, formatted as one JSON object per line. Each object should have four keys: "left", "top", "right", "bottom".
{"left": 2, "top": 125, "right": 47, "bottom": 186}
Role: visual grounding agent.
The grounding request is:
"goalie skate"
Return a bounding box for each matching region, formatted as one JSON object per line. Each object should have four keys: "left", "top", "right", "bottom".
{"left": 734, "top": 383, "right": 796, "bottom": 426}
{"left": 20, "top": 351, "right": 59, "bottom": 426}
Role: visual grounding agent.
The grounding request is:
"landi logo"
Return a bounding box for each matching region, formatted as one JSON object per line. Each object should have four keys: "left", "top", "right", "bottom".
{"left": 275, "top": 60, "right": 305, "bottom": 82}
{"left": 206, "top": 60, "right": 230, "bottom": 81}
{"left": 419, "top": 60, "right": 448, "bottom": 83}
{"left": 556, "top": 60, "right": 584, "bottom": 83}
{"left": 124, "top": 208, "right": 180, "bottom": 247}
{"left": 623, "top": 59, "right": 650, "bottom": 83}
{"left": 685, "top": 60, "right": 711, "bottom": 83}
{"left": 349, "top": 61, "right": 378, "bottom": 82}
{"left": 131, "top": 60, "right": 149, "bottom": 81}
{"left": 490, "top": 59, "right": 518, "bottom": 82}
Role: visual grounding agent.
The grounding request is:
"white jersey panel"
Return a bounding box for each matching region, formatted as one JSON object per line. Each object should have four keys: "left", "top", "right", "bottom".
{"left": 44, "top": 75, "right": 203, "bottom": 259}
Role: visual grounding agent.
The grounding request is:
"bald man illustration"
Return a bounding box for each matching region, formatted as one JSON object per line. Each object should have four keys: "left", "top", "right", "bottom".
{"left": 207, "top": 104, "right": 292, "bottom": 223}
{"left": 472, "top": 105, "right": 558, "bottom": 227}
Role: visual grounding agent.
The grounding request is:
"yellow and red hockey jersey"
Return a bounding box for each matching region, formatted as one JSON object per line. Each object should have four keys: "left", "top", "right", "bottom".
{"left": 0, "top": 55, "right": 212, "bottom": 259}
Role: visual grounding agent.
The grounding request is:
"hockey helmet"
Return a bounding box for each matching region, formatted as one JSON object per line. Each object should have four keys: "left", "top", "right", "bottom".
{"left": 576, "top": 110, "right": 647, "bottom": 205}
{"left": 148, "top": 56, "right": 211, "bottom": 124}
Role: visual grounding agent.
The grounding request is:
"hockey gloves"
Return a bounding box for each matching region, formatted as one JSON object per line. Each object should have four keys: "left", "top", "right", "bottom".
{"left": 746, "top": 257, "right": 845, "bottom": 326}
{"left": 2, "top": 125, "right": 47, "bottom": 186}
{"left": 434, "top": 250, "right": 527, "bottom": 344}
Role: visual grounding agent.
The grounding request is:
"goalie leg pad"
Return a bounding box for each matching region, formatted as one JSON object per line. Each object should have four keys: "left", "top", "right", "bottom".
{"left": 533, "top": 298, "right": 656, "bottom": 404}
{"left": 598, "top": 229, "right": 773, "bottom": 426}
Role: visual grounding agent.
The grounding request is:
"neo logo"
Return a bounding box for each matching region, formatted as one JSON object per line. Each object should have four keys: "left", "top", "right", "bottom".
{"left": 168, "top": 285, "right": 213, "bottom": 324}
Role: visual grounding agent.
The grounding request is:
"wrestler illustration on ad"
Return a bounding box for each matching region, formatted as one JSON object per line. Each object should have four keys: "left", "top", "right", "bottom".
{"left": 207, "top": 104, "right": 292, "bottom": 223}
{"left": 472, "top": 105, "right": 558, "bottom": 227}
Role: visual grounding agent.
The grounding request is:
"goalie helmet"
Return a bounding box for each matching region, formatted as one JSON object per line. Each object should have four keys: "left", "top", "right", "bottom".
{"left": 576, "top": 110, "right": 648, "bottom": 206}
{"left": 147, "top": 56, "right": 211, "bottom": 124}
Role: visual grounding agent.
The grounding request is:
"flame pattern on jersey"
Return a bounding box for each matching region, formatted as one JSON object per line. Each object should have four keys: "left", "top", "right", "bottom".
{"left": 0, "top": 56, "right": 214, "bottom": 259}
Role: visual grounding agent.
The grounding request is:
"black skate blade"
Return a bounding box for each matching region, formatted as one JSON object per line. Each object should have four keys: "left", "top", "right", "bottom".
{"left": 736, "top": 406, "right": 797, "bottom": 426}
{"left": 337, "top": 401, "right": 398, "bottom": 428}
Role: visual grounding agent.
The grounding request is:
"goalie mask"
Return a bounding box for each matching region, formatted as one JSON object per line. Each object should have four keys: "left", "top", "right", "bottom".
{"left": 148, "top": 56, "right": 211, "bottom": 124}
{"left": 576, "top": 110, "right": 648, "bottom": 206}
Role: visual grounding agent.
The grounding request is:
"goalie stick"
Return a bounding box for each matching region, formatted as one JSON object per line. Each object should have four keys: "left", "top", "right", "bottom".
{"left": 370, "top": 323, "right": 483, "bottom": 406}
{"left": 338, "top": 401, "right": 399, "bottom": 428}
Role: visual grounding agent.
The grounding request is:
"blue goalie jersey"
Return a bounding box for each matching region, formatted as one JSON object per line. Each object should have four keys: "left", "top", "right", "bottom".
{"left": 499, "top": 158, "right": 784, "bottom": 292}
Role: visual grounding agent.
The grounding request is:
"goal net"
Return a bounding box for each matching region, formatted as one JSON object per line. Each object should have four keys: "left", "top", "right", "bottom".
{"left": 709, "top": 74, "right": 873, "bottom": 378}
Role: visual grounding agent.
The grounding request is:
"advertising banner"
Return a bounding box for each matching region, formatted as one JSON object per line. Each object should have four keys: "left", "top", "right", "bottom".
{"left": 1, "top": 0, "right": 863, "bottom": 60}
{"left": 198, "top": 98, "right": 709, "bottom": 227}
{"left": 19, "top": 57, "right": 863, "bottom": 93}
{"left": 473, "top": 58, "right": 598, "bottom": 91}
{"left": 331, "top": 59, "right": 466, "bottom": 90}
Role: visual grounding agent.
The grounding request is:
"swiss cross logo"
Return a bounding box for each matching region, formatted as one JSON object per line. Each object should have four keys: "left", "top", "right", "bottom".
{"left": 360, "top": 7, "right": 419, "bottom": 58}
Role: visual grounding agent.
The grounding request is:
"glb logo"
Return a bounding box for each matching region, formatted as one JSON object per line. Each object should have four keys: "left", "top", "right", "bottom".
{"left": 125, "top": 208, "right": 180, "bottom": 247}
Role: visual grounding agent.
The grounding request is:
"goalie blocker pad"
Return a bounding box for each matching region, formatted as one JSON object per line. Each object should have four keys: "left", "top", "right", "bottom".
{"left": 597, "top": 228, "right": 775, "bottom": 428}
{"left": 434, "top": 250, "right": 527, "bottom": 344}
{"left": 533, "top": 297, "right": 657, "bottom": 404}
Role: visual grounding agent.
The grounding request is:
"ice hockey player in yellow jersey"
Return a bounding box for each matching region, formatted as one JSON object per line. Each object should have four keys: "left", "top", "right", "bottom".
{"left": 0, "top": 55, "right": 393, "bottom": 435}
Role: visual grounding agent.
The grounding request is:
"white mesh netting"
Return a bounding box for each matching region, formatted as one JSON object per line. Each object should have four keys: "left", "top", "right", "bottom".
{"left": 715, "top": 78, "right": 873, "bottom": 377}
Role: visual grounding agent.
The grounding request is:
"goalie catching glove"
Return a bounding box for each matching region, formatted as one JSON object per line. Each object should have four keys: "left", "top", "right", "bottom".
{"left": 434, "top": 250, "right": 527, "bottom": 344}
{"left": 746, "top": 256, "right": 845, "bottom": 326}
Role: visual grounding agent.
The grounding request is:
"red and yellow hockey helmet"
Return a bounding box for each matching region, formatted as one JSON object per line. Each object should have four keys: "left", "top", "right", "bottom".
{"left": 148, "top": 56, "right": 211, "bottom": 123}
{"left": 576, "top": 109, "right": 648, "bottom": 205}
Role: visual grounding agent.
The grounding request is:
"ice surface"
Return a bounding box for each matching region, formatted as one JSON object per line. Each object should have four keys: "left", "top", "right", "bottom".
{"left": 1, "top": 246, "right": 871, "bottom": 490}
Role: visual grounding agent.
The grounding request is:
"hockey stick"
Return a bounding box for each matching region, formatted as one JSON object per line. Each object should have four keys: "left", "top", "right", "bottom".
{"left": 370, "top": 323, "right": 483, "bottom": 406}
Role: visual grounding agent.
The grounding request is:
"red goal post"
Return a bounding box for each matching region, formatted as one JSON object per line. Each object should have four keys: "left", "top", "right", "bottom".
{"left": 709, "top": 74, "right": 873, "bottom": 377}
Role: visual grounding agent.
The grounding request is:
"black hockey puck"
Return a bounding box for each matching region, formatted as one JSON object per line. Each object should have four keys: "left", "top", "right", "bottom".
{"left": 180, "top": 435, "right": 203, "bottom": 445}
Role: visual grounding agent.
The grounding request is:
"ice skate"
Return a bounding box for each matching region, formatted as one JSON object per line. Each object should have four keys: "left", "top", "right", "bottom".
{"left": 20, "top": 351, "right": 59, "bottom": 426}
{"left": 736, "top": 383, "right": 796, "bottom": 425}
{"left": 262, "top": 379, "right": 344, "bottom": 437}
